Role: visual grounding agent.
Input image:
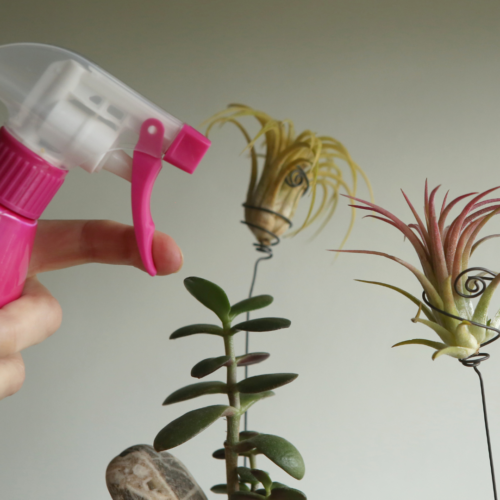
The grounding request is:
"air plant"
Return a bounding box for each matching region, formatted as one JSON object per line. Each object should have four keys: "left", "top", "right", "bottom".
{"left": 153, "top": 277, "right": 306, "bottom": 500}
{"left": 337, "top": 183, "right": 500, "bottom": 361}
{"left": 205, "top": 104, "right": 371, "bottom": 246}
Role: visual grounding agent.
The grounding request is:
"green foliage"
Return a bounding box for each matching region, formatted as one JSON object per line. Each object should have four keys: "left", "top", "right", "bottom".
{"left": 236, "top": 352, "right": 270, "bottom": 366}
{"left": 191, "top": 355, "right": 232, "bottom": 378}
{"left": 157, "top": 277, "right": 304, "bottom": 497}
{"left": 163, "top": 381, "right": 227, "bottom": 405}
{"left": 238, "top": 374, "right": 297, "bottom": 394}
{"left": 230, "top": 295, "right": 274, "bottom": 319}
{"left": 170, "top": 323, "right": 223, "bottom": 339}
{"left": 184, "top": 277, "right": 231, "bottom": 322}
{"left": 240, "top": 391, "right": 275, "bottom": 413}
{"left": 154, "top": 405, "right": 234, "bottom": 452}
{"left": 235, "top": 434, "right": 305, "bottom": 480}
{"left": 233, "top": 318, "right": 291, "bottom": 332}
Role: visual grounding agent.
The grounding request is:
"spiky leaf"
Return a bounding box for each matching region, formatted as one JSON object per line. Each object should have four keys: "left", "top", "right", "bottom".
{"left": 238, "top": 374, "right": 297, "bottom": 394}
{"left": 239, "top": 434, "right": 305, "bottom": 480}
{"left": 240, "top": 391, "right": 275, "bottom": 413}
{"left": 230, "top": 295, "right": 274, "bottom": 319}
{"left": 233, "top": 318, "right": 291, "bottom": 332}
{"left": 154, "top": 405, "right": 234, "bottom": 451}
{"left": 163, "top": 381, "right": 227, "bottom": 405}
{"left": 237, "top": 352, "right": 270, "bottom": 366}
{"left": 392, "top": 339, "right": 446, "bottom": 350}
{"left": 184, "top": 277, "right": 231, "bottom": 322}
{"left": 170, "top": 324, "right": 224, "bottom": 339}
{"left": 191, "top": 356, "right": 232, "bottom": 378}
{"left": 269, "top": 488, "right": 307, "bottom": 500}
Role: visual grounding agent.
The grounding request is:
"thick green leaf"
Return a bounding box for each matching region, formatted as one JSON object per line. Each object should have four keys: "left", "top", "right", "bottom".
{"left": 243, "top": 434, "right": 305, "bottom": 480}
{"left": 233, "top": 318, "right": 291, "bottom": 332}
{"left": 272, "top": 483, "right": 289, "bottom": 490}
{"left": 269, "top": 488, "right": 307, "bottom": 500}
{"left": 229, "top": 492, "right": 265, "bottom": 500}
{"left": 212, "top": 448, "right": 225, "bottom": 460}
{"left": 184, "top": 277, "right": 231, "bottom": 322}
{"left": 170, "top": 324, "right": 224, "bottom": 339}
{"left": 236, "top": 352, "right": 270, "bottom": 366}
{"left": 240, "top": 431, "right": 260, "bottom": 440}
{"left": 211, "top": 484, "right": 228, "bottom": 494}
{"left": 163, "top": 381, "right": 227, "bottom": 405}
{"left": 237, "top": 467, "right": 259, "bottom": 485}
{"left": 255, "top": 489, "right": 267, "bottom": 496}
{"left": 211, "top": 484, "right": 249, "bottom": 494}
{"left": 238, "top": 374, "right": 297, "bottom": 394}
{"left": 191, "top": 356, "right": 232, "bottom": 378}
{"left": 240, "top": 391, "right": 275, "bottom": 412}
{"left": 230, "top": 295, "right": 274, "bottom": 319}
{"left": 251, "top": 469, "right": 272, "bottom": 491}
{"left": 154, "top": 405, "right": 234, "bottom": 451}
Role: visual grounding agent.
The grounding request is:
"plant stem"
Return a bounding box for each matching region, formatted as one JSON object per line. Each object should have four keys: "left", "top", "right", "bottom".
{"left": 224, "top": 330, "right": 241, "bottom": 496}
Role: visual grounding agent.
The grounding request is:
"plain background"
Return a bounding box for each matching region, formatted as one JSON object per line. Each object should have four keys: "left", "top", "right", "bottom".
{"left": 1, "top": 1, "right": 500, "bottom": 499}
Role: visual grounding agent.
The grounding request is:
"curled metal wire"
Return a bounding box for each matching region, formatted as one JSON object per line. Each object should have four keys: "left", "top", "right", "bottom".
{"left": 284, "top": 165, "right": 310, "bottom": 194}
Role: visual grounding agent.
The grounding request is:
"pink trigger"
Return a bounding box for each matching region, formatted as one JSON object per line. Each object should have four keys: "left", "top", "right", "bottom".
{"left": 132, "top": 118, "right": 165, "bottom": 276}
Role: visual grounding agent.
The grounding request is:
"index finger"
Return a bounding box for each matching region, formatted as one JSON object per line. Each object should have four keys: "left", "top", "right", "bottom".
{"left": 28, "top": 220, "right": 183, "bottom": 276}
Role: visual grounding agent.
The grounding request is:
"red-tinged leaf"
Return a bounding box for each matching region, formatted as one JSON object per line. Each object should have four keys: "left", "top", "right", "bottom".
{"left": 401, "top": 189, "right": 429, "bottom": 247}
{"left": 237, "top": 352, "right": 270, "bottom": 366}
{"left": 438, "top": 192, "right": 476, "bottom": 234}
{"left": 428, "top": 186, "right": 449, "bottom": 282}
{"left": 332, "top": 249, "right": 443, "bottom": 308}
{"left": 471, "top": 234, "right": 500, "bottom": 255}
{"left": 440, "top": 190, "right": 449, "bottom": 218}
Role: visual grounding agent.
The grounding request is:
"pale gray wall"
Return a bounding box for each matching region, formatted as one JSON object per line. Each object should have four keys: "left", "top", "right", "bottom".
{"left": 1, "top": 1, "right": 500, "bottom": 499}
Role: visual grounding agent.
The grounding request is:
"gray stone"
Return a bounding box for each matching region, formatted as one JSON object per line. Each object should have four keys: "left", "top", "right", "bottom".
{"left": 106, "top": 444, "right": 208, "bottom": 500}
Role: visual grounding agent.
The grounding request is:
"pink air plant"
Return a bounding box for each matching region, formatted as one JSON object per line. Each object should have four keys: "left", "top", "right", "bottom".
{"left": 336, "top": 183, "right": 500, "bottom": 360}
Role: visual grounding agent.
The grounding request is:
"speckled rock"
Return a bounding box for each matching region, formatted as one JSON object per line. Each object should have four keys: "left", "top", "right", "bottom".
{"left": 106, "top": 444, "right": 207, "bottom": 500}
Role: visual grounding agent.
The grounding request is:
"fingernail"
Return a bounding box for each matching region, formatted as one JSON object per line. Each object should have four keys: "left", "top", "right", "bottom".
{"left": 174, "top": 246, "right": 184, "bottom": 273}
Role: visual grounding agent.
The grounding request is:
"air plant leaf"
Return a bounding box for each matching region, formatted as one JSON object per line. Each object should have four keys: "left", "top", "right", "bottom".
{"left": 170, "top": 324, "right": 224, "bottom": 339}
{"left": 204, "top": 104, "right": 372, "bottom": 247}
{"left": 342, "top": 184, "right": 500, "bottom": 360}
{"left": 230, "top": 295, "right": 274, "bottom": 319}
{"left": 236, "top": 352, "right": 271, "bottom": 366}
{"left": 184, "top": 277, "right": 231, "bottom": 322}
{"left": 233, "top": 318, "right": 291, "bottom": 332}
{"left": 238, "top": 374, "right": 297, "bottom": 394}
{"left": 154, "top": 405, "right": 235, "bottom": 452}
{"left": 238, "top": 434, "right": 305, "bottom": 480}
{"left": 162, "top": 381, "right": 228, "bottom": 405}
{"left": 240, "top": 391, "right": 275, "bottom": 413}
{"left": 191, "top": 355, "right": 232, "bottom": 378}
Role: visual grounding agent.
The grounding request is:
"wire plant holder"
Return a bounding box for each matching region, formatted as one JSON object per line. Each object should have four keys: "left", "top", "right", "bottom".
{"left": 422, "top": 267, "right": 500, "bottom": 500}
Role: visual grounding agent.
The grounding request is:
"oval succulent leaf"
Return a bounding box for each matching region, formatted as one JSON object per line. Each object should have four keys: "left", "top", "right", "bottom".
{"left": 211, "top": 484, "right": 228, "bottom": 494}
{"left": 269, "top": 488, "right": 307, "bottom": 500}
{"left": 250, "top": 469, "right": 272, "bottom": 491}
{"left": 230, "top": 295, "right": 274, "bottom": 319}
{"left": 237, "top": 467, "right": 259, "bottom": 485}
{"left": 244, "top": 434, "right": 305, "bottom": 480}
{"left": 184, "top": 277, "right": 231, "bottom": 322}
{"left": 191, "top": 356, "right": 232, "bottom": 378}
{"left": 238, "top": 374, "right": 297, "bottom": 394}
{"left": 229, "top": 492, "right": 266, "bottom": 500}
{"left": 233, "top": 318, "right": 291, "bottom": 332}
{"left": 170, "top": 324, "right": 224, "bottom": 339}
{"left": 240, "top": 430, "right": 260, "bottom": 440}
{"left": 163, "top": 381, "right": 227, "bottom": 405}
{"left": 236, "top": 352, "right": 270, "bottom": 367}
{"left": 154, "top": 405, "right": 232, "bottom": 451}
{"left": 240, "top": 391, "right": 275, "bottom": 413}
{"left": 212, "top": 448, "right": 226, "bottom": 460}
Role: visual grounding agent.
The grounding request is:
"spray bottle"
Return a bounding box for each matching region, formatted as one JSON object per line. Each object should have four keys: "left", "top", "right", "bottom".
{"left": 0, "top": 42, "right": 211, "bottom": 307}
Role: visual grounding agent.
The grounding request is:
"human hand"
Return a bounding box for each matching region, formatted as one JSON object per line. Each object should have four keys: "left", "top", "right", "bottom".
{"left": 0, "top": 220, "right": 183, "bottom": 400}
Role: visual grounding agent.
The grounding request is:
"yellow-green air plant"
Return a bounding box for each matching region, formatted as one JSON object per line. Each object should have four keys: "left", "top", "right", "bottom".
{"left": 336, "top": 184, "right": 500, "bottom": 360}
{"left": 205, "top": 104, "right": 372, "bottom": 245}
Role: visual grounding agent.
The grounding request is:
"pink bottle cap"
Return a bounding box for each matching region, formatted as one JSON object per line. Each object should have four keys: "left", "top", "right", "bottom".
{"left": 163, "top": 124, "right": 211, "bottom": 174}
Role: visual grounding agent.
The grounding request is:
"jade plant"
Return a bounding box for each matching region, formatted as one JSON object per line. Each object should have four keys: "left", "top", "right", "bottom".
{"left": 153, "top": 277, "right": 306, "bottom": 500}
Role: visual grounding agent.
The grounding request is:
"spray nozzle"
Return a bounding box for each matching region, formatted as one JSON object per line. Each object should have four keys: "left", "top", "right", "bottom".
{"left": 0, "top": 43, "right": 211, "bottom": 275}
